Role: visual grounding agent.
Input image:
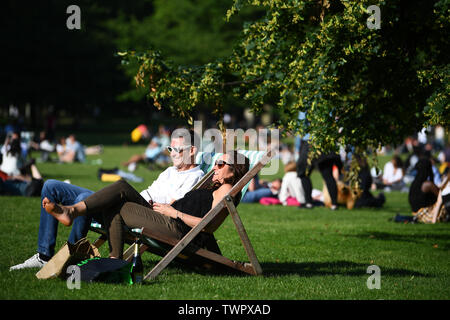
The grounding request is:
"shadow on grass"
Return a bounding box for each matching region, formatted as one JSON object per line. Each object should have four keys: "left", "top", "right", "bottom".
{"left": 42, "top": 172, "right": 96, "bottom": 180}
{"left": 260, "top": 260, "right": 429, "bottom": 278}
{"left": 343, "top": 231, "right": 450, "bottom": 250}
{"left": 148, "top": 259, "right": 429, "bottom": 279}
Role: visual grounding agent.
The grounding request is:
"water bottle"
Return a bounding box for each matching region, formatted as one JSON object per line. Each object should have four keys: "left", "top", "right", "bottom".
{"left": 131, "top": 239, "right": 143, "bottom": 284}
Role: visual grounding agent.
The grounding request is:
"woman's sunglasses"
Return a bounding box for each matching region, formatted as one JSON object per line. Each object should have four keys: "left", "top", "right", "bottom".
{"left": 214, "top": 160, "right": 231, "bottom": 169}
{"left": 166, "top": 145, "right": 191, "bottom": 153}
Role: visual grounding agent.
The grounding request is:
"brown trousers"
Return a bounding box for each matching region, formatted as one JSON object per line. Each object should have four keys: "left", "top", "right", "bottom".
{"left": 84, "top": 179, "right": 183, "bottom": 258}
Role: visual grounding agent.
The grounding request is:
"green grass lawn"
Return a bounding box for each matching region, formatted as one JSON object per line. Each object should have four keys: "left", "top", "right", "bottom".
{"left": 1, "top": 146, "right": 449, "bottom": 300}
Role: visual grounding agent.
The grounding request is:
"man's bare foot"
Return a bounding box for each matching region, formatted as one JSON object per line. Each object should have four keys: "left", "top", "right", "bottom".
{"left": 42, "top": 197, "right": 74, "bottom": 226}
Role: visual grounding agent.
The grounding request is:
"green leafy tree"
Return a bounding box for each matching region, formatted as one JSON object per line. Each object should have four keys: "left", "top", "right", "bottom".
{"left": 122, "top": 0, "right": 449, "bottom": 155}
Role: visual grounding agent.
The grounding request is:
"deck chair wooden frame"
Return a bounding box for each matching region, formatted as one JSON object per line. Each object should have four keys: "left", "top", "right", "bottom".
{"left": 142, "top": 147, "right": 276, "bottom": 281}
{"left": 89, "top": 148, "right": 275, "bottom": 280}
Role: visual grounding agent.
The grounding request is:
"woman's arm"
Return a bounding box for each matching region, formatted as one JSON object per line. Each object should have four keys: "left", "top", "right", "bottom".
{"left": 152, "top": 202, "right": 202, "bottom": 228}
{"left": 212, "top": 184, "right": 233, "bottom": 208}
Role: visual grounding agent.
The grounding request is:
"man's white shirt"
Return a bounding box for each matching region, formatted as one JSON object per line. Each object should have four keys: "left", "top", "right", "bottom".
{"left": 140, "top": 165, "right": 204, "bottom": 204}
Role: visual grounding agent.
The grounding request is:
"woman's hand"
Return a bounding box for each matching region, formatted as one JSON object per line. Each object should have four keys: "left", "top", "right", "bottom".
{"left": 153, "top": 202, "right": 178, "bottom": 219}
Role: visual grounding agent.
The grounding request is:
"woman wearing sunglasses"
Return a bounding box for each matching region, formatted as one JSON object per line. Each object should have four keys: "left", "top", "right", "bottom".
{"left": 43, "top": 150, "right": 249, "bottom": 258}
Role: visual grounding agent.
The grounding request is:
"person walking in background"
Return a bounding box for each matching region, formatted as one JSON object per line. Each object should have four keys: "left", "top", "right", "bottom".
{"left": 316, "top": 153, "right": 343, "bottom": 210}
{"left": 295, "top": 111, "right": 315, "bottom": 209}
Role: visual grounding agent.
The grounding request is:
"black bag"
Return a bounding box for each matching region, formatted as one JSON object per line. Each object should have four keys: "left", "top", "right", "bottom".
{"left": 392, "top": 214, "right": 416, "bottom": 223}
{"left": 75, "top": 257, "right": 133, "bottom": 284}
{"left": 25, "top": 178, "right": 44, "bottom": 197}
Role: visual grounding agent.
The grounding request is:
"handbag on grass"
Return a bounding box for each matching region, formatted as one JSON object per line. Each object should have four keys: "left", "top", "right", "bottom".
{"left": 76, "top": 257, "right": 133, "bottom": 284}
{"left": 36, "top": 237, "right": 100, "bottom": 280}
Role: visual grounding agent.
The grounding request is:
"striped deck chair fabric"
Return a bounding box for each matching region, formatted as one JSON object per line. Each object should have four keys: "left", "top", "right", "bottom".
{"left": 195, "top": 149, "right": 266, "bottom": 199}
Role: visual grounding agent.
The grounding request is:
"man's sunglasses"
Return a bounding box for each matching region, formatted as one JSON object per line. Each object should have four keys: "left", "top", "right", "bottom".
{"left": 214, "top": 160, "right": 232, "bottom": 169}
{"left": 166, "top": 145, "right": 191, "bottom": 153}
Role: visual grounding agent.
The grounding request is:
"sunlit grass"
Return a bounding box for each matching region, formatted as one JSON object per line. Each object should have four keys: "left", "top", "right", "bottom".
{"left": 1, "top": 146, "right": 449, "bottom": 299}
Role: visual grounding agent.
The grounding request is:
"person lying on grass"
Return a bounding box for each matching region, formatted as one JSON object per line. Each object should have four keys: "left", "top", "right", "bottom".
{"left": 43, "top": 151, "right": 249, "bottom": 258}
{"left": 10, "top": 129, "right": 204, "bottom": 271}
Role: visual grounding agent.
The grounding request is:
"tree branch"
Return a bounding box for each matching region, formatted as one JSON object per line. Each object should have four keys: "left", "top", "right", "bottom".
{"left": 221, "top": 77, "right": 263, "bottom": 88}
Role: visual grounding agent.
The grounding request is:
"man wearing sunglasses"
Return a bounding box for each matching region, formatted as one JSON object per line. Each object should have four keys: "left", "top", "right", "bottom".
{"left": 139, "top": 129, "right": 203, "bottom": 205}
{"left": 10, "top": 129, "right": 204, "bottom": 271}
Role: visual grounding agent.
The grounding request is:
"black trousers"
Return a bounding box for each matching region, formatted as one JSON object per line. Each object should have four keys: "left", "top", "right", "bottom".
{"left": 317, "top": 154, "right": 342, "bottom": 206}
{"left": 296, "top": 140, "right": 313, "bottom": 204}
{"left": 83, "top": 179, "right": 183, "bottom": 258}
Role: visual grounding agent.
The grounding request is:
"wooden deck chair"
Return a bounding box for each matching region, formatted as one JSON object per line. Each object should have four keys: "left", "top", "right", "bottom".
{"left": 88, "top": 149, "right": 273, "bottom": 277}
{"left": 140, "top": 147, "right": 276, "bottom": 281}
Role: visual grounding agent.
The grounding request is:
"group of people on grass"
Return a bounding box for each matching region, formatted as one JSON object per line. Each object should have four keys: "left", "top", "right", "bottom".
{"left": 6, "top": 125, "right": 450, "bottom": 273}
{"left": 0, "top": 130, "right": 105, "bottom": 197}
{"left": 244, "top": 132, "right": 450, "bottom": 219}
{"left": 0, "top": 131, "right": 44, "bottom": 197}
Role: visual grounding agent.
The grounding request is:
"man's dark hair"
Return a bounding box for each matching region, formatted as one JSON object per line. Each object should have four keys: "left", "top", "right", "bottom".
{"left": 172, "top": 128, "right": 200, "bottom": 150}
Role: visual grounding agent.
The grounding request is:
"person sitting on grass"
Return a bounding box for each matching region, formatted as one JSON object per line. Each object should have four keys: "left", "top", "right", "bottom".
{"left": 57, "top": 134, "right": 103, "bottom": 163}
{"left": 9, "top": 129, "right": 204, "bottom": 271}
{"left": 353, "top": 155, "right": 385, "bottom": 209}
{"left": 1, "top": 136, "right": 45, "bottom": 197}
{"left": 43, "top": 151, "right": 249, "bottom": 258}
{"left": 1, "top": 133, "right": 24, "bottom": 177}
{"left": 278, "top": 161, "right": 306, "bottom": 206}
{"left": 408, "top": 157, "right": 439, "bottom": 214}
{"left": 28, "top": 131, "right": 55, "bottom": 162}
{"left": 431, "top": 178, "right": 450, "bottom": 223}
{"left": 241, "top": 174, "right": 281, "bottom": 203}
{"left": 413, "top": 172, "right": 450, "bottom": 224}
{"left": 0, "top": 161, "right": 44, "bottom": 197}
{"left": 58, "top": 134, "right": 86, "bottom": 163}
{"left": 375, "top": 156, "right": 405, "bottom": 191}
{"left": 122, "top": 125, "right": 171, "bottom": 172}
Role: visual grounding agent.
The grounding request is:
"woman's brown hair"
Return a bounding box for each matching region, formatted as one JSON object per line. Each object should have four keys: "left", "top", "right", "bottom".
{"left": 223, "top": 150, "right": 250, "bottom": 186}
{"left": 210, "top": 150, "right": 249, "bottom": 206}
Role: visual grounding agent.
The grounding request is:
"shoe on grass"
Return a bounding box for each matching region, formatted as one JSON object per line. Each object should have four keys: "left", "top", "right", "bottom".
{"left": 298, "top": 203, "right": 314, "bottom": 209}
{"left": 10, "top": 253, "right": 47, "bottom": 271}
